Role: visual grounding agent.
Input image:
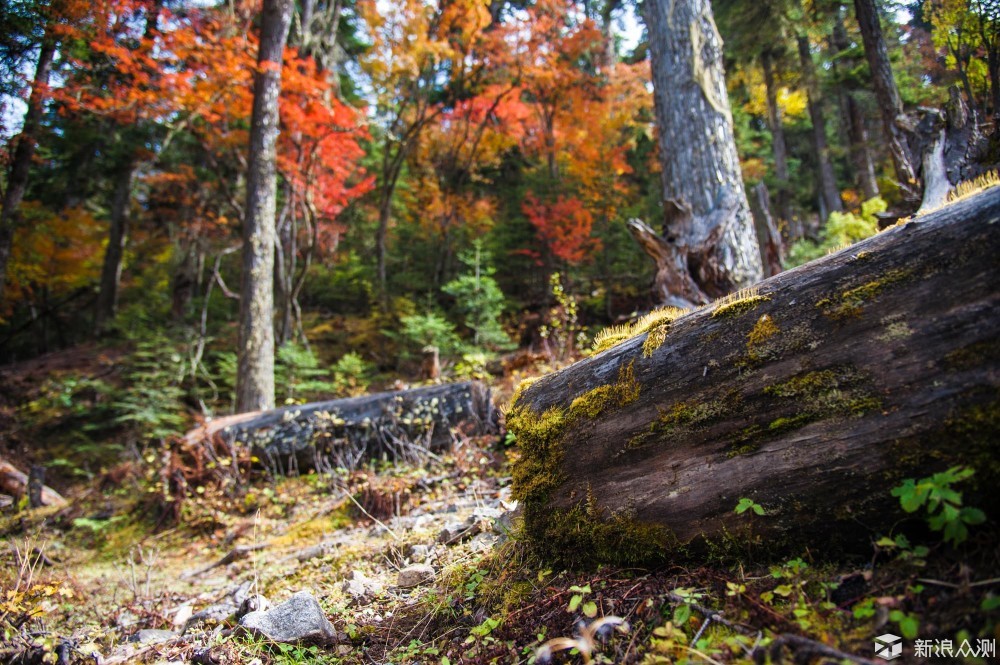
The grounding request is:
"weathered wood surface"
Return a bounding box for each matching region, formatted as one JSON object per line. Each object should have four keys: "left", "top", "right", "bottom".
{"left": 509, "top": 188, "right": 1000, "bottom": 558}
{"left": 184, "top": 381, "right": 497, "bottom": 472}
{"left": 0, "top": 458, "right": 67, "bottom": 507}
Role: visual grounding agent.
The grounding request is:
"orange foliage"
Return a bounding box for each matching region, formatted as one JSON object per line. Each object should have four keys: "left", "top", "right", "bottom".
{"left": 5, "top": 203, "right": 102, "bottom": 309}
{"left": 522, "top": 193, "right": 600, "bottom": 264}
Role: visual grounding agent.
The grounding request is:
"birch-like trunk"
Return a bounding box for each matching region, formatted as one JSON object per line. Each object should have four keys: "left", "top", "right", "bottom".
{"left": 237, "top": 0, "right": 294, "bottom": 413}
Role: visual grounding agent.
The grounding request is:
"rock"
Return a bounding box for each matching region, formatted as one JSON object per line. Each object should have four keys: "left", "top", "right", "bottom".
{"left": 127, "top": 629, "right": 176, "bottom": 644}
{"left": 397, "top": 563, "right": 435, "bottom": 588}
{"left": 238, "top": 590, "right": 337, "bottom": 645}
{"left": 295, "top": 543, "right": 328, "bottom": 563}
{"left": 437, "top": 518, "right": 480, "bottom": 545}
{"left": 185, "top": 602, "right": 237, "bottom": 630}
{"left": 408, "top": 544, "right": 432, "bottom": 562}
{"left": 468, "top": 532, "right": 498, "bottom": 553}
{"left": 342, "top": 570, "right": 383, "bottom": 602}
{"left": 236, "top": 594, "right": 271, "bottom": 620}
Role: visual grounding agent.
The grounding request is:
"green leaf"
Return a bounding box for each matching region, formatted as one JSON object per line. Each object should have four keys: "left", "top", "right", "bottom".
{"left": 773, "top": 584, "right": 794, "bottom": 597}
{"left": 960, "top": 507, "right": 986, "bottom": 525}
{"left": 582, "top": 601, "right": 598, "bottom": 618}
{"left": 568, "top": 595, "right": 583, "bottom": 612}
{"left": 673, "top": 604, "right": 692, "bottom": 625}
{"left": 981, "top": 595, "right": 1000, "bottom": 612}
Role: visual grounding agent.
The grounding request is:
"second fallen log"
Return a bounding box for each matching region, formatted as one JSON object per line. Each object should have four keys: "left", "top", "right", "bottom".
{"left": 185, "top": 381, "right": 497, "bottom": 473}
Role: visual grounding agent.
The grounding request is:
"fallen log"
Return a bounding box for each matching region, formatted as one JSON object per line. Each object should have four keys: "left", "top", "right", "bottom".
{"left": 184, "top": 381, "right": 497, "bottom": 473}
{"left": 0, "top": 458, "right": 67, "bottom": 507}
{"left": 507, "top": 188, "right": 1000, "bottom": 565}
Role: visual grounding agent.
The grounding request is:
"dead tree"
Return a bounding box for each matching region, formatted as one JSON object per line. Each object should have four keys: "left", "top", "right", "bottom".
{"left": 508, "top": 188, "right": 1000, "bottom": 564}
{"left": 184, "top": 381, "right": 497, "bottom": 474}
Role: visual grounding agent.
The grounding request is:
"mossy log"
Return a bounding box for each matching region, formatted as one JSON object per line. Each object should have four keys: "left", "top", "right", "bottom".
{"left": 507, "top": 189, "right": 1000, "bottom": 564}
{"left": 184, "top": 382, "right": 497, "bottom": 473}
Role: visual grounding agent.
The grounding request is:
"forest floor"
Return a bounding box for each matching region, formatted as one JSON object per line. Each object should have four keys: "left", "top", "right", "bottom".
{"left": 0, "top": 347, "right": 998, "bottom": 664}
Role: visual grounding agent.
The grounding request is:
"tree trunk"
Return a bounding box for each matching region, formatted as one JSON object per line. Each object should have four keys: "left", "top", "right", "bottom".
{"left": 507, "top": 188, "right": 1000, "bottom": 564}
{"left": 846, "top": 94, "right": 880, "bottom": 199}
{"left": 237, "top": 0, "right": 294, "bottom": 413}
{"left": 988, "top": 45, "right": 1000, "bottom": 119}
{"left": 0, "top": 458, "right": 66, "bottom": 507}
{"left": 761, "top": 49, "right": 794, "bottom": 225}
{"left": 643, "top": 0, "right": 763, "bottom": 304}
{"left": 750, "top": 182, "right": 783, "bottom": 277}
{"left": 797, "top": 34, "right": 843, "bottom": 216}
{"left": 0, "top": 36, "right": 56, "bottom": 305}
{"left": 853, "top": 0, "right": 919, "bottom": 198}
{"left": 94, "top": 161, "right": 135, "bottom": 334}
{"left": 831, "top": 11, "right": 879, "bottom": 201}
{"left": 184, "top": 381, "right": 497, "bottom": 474}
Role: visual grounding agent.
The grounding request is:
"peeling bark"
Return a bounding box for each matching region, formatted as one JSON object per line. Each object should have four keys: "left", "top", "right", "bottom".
{"left": 643, "top": 0, "right": 763, "bottom": 301}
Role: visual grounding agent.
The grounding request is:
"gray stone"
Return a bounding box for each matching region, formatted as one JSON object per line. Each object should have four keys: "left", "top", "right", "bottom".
{"left": 127, "top": 629, "right": 176, "bottom": 644}
{"left": 185, "top": 602, "right": 237, "bottom": 629}
{"left": 437, "top": 518, "right": 480, "bottom": 545}
{"left": 408, "top": 544, "right": 432, "bottom": 562}
{"left": 341, "top": 570, "right": 382, "bottom": 602}
{"left": 397, "top": 564, "right": 435, "bottom": 588}
{"left": 238, "top": 591, "right": 336, "bottom": 645}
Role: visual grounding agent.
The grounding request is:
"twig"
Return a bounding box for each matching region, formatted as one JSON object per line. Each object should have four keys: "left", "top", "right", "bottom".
{"left": 754, "top": 633, "right": 878, "bottom": 665}
{"left": 343, "top": 490, "right": 399, "bottom": 541}
{"left": 917, "top": 576, "right": 1000, "bottom": 589}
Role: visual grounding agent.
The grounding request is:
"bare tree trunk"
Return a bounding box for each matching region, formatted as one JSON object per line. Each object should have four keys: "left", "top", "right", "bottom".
{"left": 761, "top": 49, "right": 794, "bottom": 225}
{"left": 643, "top": 0, "right": 763, "bottom": 305}
{"left": 237, "top": 0, "right": 294, "bottom": 413}
{"left": 797, "top": 34, "right": 843, "bottom": 216}
{"left": 94, "top": 161, "right": 135, "bottom": 334}
{"left": 750, "top": 182, "right": 783, "bottom": 277}
{"left": 853, "top": 0, "right": 918, "bottom": 198}
{"left": 831, "top": 11, "right": 879, "bottom": 201}
{"left": 507, "top": 188, "right": 1000, "bottom": 564}
{"left": 0, "top": 36, "right": 56, "bottom": 304}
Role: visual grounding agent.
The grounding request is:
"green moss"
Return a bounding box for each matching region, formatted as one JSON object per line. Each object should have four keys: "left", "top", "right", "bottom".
{"left": 568, "top": 361, "right": 640, "bottom": 420}
{"left": 523, "top": 495, "right": 676, "bottom": 568}
{"left": 507, "top": 405, "right": 567, "bottom": 504}
{"left": 506, "top": 376, "right": 540, "bottom": 411}
{"left": 711, "top": 295, "right": 770, "bottom": 320}
{"left": 591, "top": 307, "right": 686, "bottom": 353}
{"left": 944, "top": 396, "right": 1000, "bottom": 489}
{"left": 747, "top": 314, "right": 779, "bottom": 348}
{"left": 642, "top": 323, "right": 670, "bottom": 358}
{"left": 761, "top": 367, "right": 881, "bottom": 434}
{"left": 726, "top": 441, "right": 761, "bottom": 457}
{"left": 816, "top": 268, "right": 913, "bottom": 320}
{"left": 768, "top": 414, "right": 814, "bottom": 433}
{"left": 943, "top": 339, "right": 1000, "bottom": 371}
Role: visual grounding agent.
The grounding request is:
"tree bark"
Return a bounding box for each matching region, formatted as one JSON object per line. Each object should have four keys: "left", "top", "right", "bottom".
{"left": 797, "top": 34, "right": 843, "bottom": 216}
{"left": 643, "top": 0, "right": 763, "bottom": 304}
{"left": 237, "top": 0, "right": 294, "bottom": 413}
{"left": 0, "top": 458, "right": 66, "bottom": 507}
{"left": 831, "top": 11, "right": 879, "bottom": 201}
{"left": 0, "top": 35, "right": 56, "bottom": 305}
{"left": 750, "top": 182, "right": 784, "bottom": 277}
{"left": 853, "top": 0, "right": 919, "bottom": 197}
{"left": 185, "top": 381, "right": 497, "bottom": 474}
{"left": 94, "top": 161, "right": 135, "bottom": 334}
{"left": 507, "top": 188, "right": 1000, "bottom": 561}
{"left": 760, "top": 48, "right": 794, "bottom": 225}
